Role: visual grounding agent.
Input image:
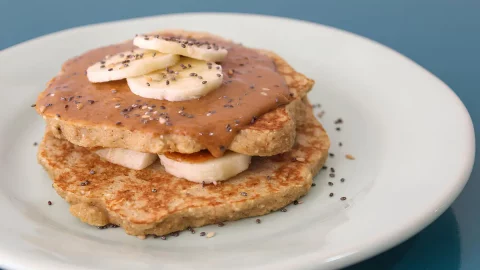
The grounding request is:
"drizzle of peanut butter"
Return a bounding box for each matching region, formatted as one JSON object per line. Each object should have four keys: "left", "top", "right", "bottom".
{"left": 164, "top": 150, "right": 216, "bottom": 163}
{"left": 36, "top": 37, "right": 291, "bottom": 157}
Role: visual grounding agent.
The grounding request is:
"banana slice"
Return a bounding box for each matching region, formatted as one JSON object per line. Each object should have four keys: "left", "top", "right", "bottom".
{"left": 95, "top": 148, "right": 158, "bottom": 170}
{"left": 159, "top": 151, "right": 251, "bottom": 183}
{"left": 134, "top": 35, "right": 228, "bottom": 62}
{"left": 86, "top": 49, "right": 180, "bottom": 83}
{"left": 126, "top": 58, "right": 223, "bottom": 101}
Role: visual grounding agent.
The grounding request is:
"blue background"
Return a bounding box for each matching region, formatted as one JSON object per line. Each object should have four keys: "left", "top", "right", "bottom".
{"left": 1, "top": 0, "right": 478, "bottom": 269}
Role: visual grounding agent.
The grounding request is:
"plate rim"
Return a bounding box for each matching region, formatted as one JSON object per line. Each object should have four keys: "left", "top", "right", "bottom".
{"left": 0, "top": 12, "right": 475, "bottom": 270}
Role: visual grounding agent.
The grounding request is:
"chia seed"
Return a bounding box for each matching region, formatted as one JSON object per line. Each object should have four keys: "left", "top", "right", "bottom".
{"left": 80, "top": 180, "right": 90, "bottom": 186}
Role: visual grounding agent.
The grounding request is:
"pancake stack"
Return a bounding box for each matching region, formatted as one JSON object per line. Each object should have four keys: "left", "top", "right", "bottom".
{"left": 35, "top": 30, "right": 330, "bottom": 237}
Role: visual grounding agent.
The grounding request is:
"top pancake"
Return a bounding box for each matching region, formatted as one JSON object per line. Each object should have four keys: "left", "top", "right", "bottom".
{"left": 36, "top": 30, "right": 314, "bottom": 156}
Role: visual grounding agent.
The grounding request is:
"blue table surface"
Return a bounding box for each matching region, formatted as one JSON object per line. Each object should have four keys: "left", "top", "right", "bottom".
{"left": 1, "top": 0, "right": 478, "bottom": 269}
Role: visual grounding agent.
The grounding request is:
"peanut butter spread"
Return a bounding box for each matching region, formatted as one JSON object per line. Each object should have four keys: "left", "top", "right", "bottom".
{"left": 36, "top": 37, "right": 292, "bottom": 157}
{"left": 164, "top": 150, "right": 217, "bottom": 163}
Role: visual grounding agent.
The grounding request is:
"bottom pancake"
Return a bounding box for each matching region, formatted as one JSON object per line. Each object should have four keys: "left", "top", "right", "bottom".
{"left": 37, "top": 99, "right": 330, "bottom": 236}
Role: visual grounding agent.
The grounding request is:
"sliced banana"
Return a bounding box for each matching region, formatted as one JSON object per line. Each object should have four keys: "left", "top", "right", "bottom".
{"left": 87, "top": 49, "right": 179, "bottom": 83}
{"left": 134, "top": 35, "right": 228, "bottom": 62}
{"left": 159, "top": 151, "right": 251, "bottom": 183}
{"left": 126, "top": 58, "right": 223, "bottom": 101}
{"left": 95, "top": 148, "right": 158, "bottom": 170}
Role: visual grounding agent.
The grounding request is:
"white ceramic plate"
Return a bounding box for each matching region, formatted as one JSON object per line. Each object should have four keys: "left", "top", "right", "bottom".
{"left": 0, "top": 13, "right": 474, "bottom": 270}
